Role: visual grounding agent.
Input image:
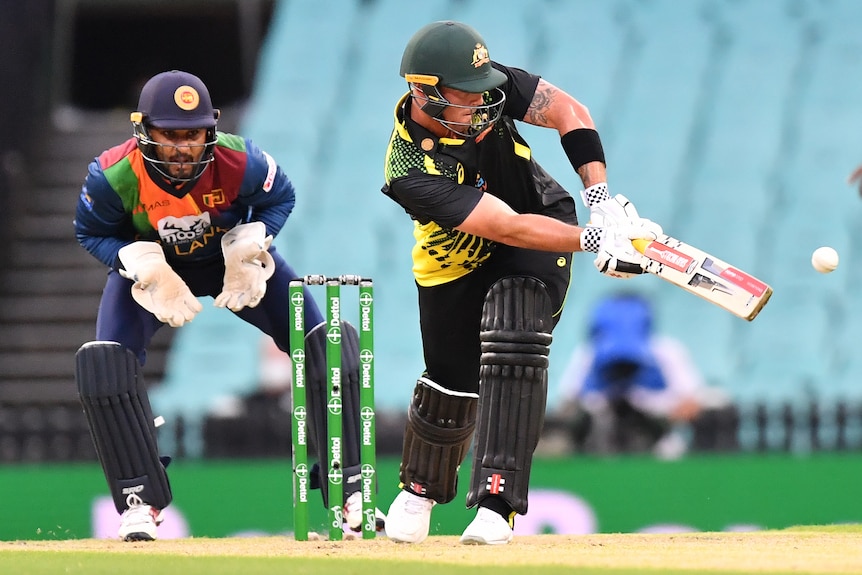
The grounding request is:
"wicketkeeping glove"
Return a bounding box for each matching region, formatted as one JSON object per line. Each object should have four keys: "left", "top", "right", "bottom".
{"left": 118, "top": 241, "right": 203, "bottom": 327}
{"left": 214, "top": 222, "right": 276, "bottom": 312}
{"left": 580, "top": 219, "right": 663, "bottom": 279}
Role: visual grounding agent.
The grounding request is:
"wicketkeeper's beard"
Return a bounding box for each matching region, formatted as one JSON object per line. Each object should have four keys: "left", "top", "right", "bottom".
{"left": 166, "top": 154, "right": 197, "bottom": 177}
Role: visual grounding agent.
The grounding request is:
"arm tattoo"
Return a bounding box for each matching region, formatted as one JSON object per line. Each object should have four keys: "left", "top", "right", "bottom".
{"left": 524, "top": 81, "right": 554, "bottom": 127}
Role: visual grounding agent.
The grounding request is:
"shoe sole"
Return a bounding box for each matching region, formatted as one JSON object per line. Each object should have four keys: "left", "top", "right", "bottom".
{"left": 459, "top": 536, "right": 512, "bottom": 545}
{"left": 388, "top": 537, "right": 427, "bottom": 544}
{"left": 122, "top": 532, "right": 156, "bottom": 542}
{"left": 347, "top": 518, "right": 387, "bottom": 533}
{"left": 385, "top": 529, "right": 429, "bottom": 544}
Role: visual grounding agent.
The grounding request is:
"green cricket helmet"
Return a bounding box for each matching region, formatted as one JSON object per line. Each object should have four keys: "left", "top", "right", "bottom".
{"left": 130, "top": 70, "right": 220, "bottom": 185}
{"left": 400, "top": 21, "right": 507, "bottom": 137}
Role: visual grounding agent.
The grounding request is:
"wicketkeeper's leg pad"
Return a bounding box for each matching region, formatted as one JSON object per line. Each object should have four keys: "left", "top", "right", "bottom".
{"left": 304, "top": 320, "right": 362, "bottom": 507}
{"left": 466, "top": 276, "right": 553, "bottom": 515}
{"left": 75, "top": 341, "right": 172, "bottom": 514}
{"left": 399, "top": 377, "right": 478, "bottom": 504}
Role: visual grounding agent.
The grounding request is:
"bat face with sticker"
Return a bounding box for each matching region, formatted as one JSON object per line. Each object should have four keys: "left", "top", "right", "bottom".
{"left": 632, "top": 235, "right": 773, "bottom": 321}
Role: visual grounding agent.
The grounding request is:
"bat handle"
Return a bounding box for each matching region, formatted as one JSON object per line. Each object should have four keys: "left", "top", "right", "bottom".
{"left": 631, "top": 238, "right": 650, "bottom": 254}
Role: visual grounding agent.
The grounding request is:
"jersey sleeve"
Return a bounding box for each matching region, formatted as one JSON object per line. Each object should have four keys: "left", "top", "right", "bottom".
{"left": 74, "top": 159, "right": 137, "bottom": 269}
{"left": 237, "top": 139, "right": 296, "bottom": 236}
{"left": 491, "top": 61, "right": 541, "bottom": 122}
{"left": 385, "top": 169, "right": 484, "bottom": 229}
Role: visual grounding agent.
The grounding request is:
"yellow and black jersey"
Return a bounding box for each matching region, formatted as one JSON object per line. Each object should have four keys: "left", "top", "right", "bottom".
{"left": 382, "top": 62, "right": 578, "bottom": 287}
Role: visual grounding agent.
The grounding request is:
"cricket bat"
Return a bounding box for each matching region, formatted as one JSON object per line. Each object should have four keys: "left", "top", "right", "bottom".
{"left": 632, "top": 234, "right": 773, "bottom": 321}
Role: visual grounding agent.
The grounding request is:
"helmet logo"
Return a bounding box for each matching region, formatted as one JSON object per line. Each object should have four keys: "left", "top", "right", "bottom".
{"left": 174, "top": 86, "right": 200, "bottom": 111}
{"left": 471, "top": 43, "right": 490, "bottom": 68}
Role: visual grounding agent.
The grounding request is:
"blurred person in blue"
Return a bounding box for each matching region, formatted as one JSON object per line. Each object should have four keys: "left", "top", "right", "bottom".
{"left": 73, "top": 70, "right": 382, "bottom": 541}
{"left": 557, "top": 292, "right": 729, "bottom": 458}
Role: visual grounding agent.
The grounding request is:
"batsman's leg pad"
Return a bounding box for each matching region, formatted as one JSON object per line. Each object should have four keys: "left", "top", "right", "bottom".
{"left": 75, "top": 341, "right": 172, "bottom": 513}
{"left": 304, "top": 320, "right": 362, "bottom": 507}
{"left": 400, "top": 377, "right": 478, "bottom": 504}
{"left": 466, "top": 277, "right": 553, "bottom": 514}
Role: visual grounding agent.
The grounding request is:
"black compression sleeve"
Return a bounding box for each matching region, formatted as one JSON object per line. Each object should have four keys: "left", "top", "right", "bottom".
{"left": 561, "top": 128, "right": 606, "bottom": 170}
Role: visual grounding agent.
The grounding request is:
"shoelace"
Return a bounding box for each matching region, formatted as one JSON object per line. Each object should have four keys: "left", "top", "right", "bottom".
{"left": 404, "top": 495, "right": 434, "bottom": 515}
{"left": 125, "top": 493, "right": 145, "bottom": 509}
{"left": 123, "top": 493, "right": 160, "bottom": 524}
{"left": 477, "top": 509, "right": 500, "bottom": 523}
{"left": 475, "top": 508, "right": 513, "bottom": 531}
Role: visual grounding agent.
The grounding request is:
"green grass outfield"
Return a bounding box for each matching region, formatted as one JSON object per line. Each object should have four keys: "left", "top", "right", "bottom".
{"left": 1, "top": 526, "right": 861, "bottom": 575}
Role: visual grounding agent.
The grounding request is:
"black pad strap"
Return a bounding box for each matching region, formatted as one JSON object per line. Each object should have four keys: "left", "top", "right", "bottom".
{"left": 75, "top": 341, "right": 172, "bottom": 513}
{"left": 467, "top": 277, "right": 552, "bottom": 514}
{"left": 304, "top": 321, "right": 362, "bottom": 506}
{"left": 400, "top": 377, "right": 478, "bottom": 504}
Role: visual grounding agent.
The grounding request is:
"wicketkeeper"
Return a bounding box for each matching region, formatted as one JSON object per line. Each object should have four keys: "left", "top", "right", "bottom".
{"left": 73, "top": 70, "right": 383, "bottom": 541}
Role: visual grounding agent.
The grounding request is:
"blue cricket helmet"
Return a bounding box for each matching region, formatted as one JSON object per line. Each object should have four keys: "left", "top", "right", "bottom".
{"left": 130, "top": 70, "right": 220, "bottom": 186}
{"left": 135, "top": 70, "right": 219, "bottom": 129}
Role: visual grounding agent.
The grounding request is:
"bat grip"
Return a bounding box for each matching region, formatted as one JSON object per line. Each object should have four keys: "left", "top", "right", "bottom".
{"left": 631, "top": 238, "right": 650, "bottom": 254}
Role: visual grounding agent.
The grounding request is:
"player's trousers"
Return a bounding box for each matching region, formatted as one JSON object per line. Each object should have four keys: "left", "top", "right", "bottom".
{"left": 95, "top": 247, "right": 323, "bottom": 366}
{"left": 417, "top": 244, "right": 573, "bottom": 395}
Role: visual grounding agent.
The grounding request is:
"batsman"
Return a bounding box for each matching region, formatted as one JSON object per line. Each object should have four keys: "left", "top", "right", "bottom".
{"left": 73, "top": 70, "right": 382, "bottom": 541}
{"left": 381, "top": 21, "right": 662, "bottom": 545}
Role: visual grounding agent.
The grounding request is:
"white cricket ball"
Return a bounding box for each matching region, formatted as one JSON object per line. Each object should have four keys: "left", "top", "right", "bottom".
{"left": 811, "top": 246, "right": 839, "bottom": 273}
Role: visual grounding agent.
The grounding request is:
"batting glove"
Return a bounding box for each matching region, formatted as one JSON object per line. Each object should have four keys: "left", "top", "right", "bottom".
{"left": 214, "top": 222, "right": 276, "bottom": 312}
{"left": 118, "top": 241, "right": 202, "bottom": 327}
{"left": 581, "top": 185, "right": 655, "bottom": 230}
{"left": 581, "top": 219, "right": 662, "bottom": 279}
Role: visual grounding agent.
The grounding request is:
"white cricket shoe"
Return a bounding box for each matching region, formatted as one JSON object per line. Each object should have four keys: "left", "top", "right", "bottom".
{"left": 459, "top": 507, "right": 513, "bottom": 545}
{"left": 118, "top": 493, "right": 163, "bottom": 542}
{"left": 384, "top": 490, "right": 435, "bottom": 543}
{"left": 344, "top": 491, "right": 387, "bottom": 532}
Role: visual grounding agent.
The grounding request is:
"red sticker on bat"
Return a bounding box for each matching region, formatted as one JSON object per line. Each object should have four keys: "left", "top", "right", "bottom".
{"left": 642, "top": 242, "right": 696, "bottom": 273}
{"left": 719, "top": 267, "right": 768, "bottom": 297}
